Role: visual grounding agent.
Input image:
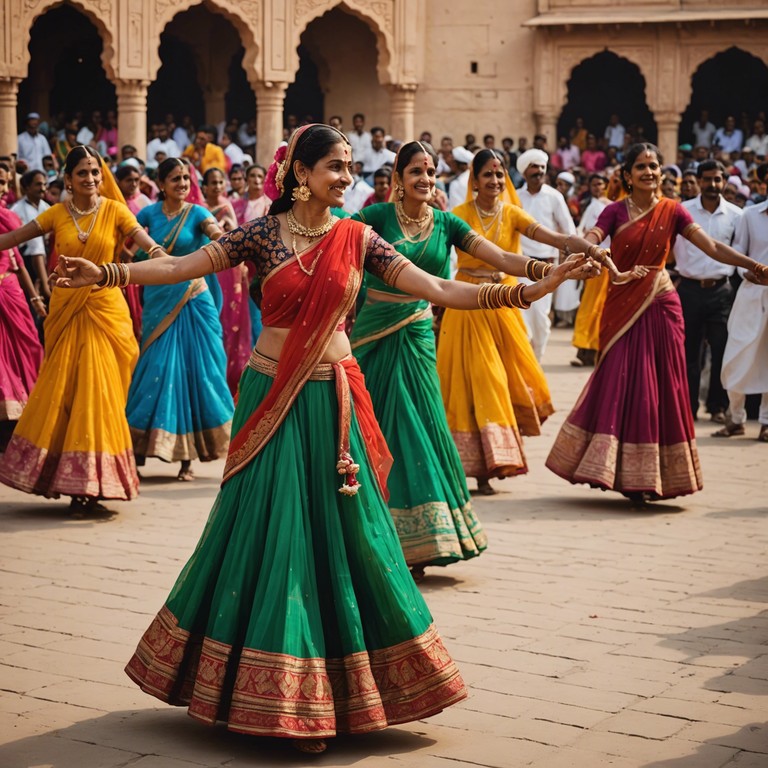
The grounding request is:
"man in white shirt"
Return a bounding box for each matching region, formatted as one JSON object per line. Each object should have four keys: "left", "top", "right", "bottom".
{"left": 692, "top": 109, "right": 717, "bottom": 149}
{"left": 11, "top": 169, "right": 50, "bottom": 298}
{"left": 346, "top": 113, "right": 372, "bottom": 165}
{"left": 516, "top": 149, "right": 576, "bottom": 360}
{"left": 447, "top": 146, "right": 473, "bottom": 210}
{"left": 362, "top": 127, "right": 395, "bottom": 179}
{"left": 17, "top": 113, "right": 50, "bottom": 172}
{"left": 745, "top": 119, "right": 768, "bottom": 158}
{"left": 714, "top": 173, "right": 768, "bottom": 442}
{"left": 713, "top": 116, "right": 744, "bottom": 155}
{"left": 673, "top": 160, "right": 743, "bottom": 422}
{"left": 603, "top": 114, "right": 625, "bottom": 149}
{"left": 342, "top": 161, "right": 374, "bottom": 214}
{"left": 145, "top": 123, "right": 181, "bottom": 169}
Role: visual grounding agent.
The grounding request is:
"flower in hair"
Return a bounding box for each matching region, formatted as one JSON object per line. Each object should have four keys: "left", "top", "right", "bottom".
{"left": 265, "top": 143, "right": 288, "bottom": 200}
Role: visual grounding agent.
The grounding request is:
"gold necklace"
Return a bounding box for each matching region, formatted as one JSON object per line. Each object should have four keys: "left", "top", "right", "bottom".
{"left": 395, "top": 201, "right": 431, "bottom": 225}
{"left": 474, "top": 200, "right": 502, "bottom": 235}
{"left": 69, "top": 197, "right": 100, "bottom": 216}
{"left": 628, "top": 196, "right": 656, "bottom": 216}
{"left": 475, "top": 200, "right": 500, "bottom": 217}
{"left": 162, "top": 201, "right": 188, "bottom": 218}
{"left": 286, "top": 208, "right": 335, "bottom": 238}
{"left": 68, "top": 200, "right": 100, "bottom": 243}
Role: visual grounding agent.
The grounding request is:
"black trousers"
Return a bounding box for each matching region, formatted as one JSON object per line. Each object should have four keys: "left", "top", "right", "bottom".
{"left": 677, "top": 278, "right": 733, "bottom": 417}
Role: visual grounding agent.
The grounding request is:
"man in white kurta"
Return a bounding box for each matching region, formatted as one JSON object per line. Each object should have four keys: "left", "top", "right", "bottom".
{"left": 717, "top": 199, "right": 768, "bottom": 441}
{"left": 517, "top": 149, "right": 575, "bottom": 360}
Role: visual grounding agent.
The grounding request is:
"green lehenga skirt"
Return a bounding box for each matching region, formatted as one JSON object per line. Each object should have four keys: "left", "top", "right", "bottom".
{"left": 351, "top": 301, "right": 487, "bottom": 567}
{"left": 125, "top": 359, "right": 466, "bottom": 738}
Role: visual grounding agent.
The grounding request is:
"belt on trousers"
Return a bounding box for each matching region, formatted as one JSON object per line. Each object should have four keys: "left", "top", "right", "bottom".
{"left": 680, "top": 276, "right": 728, "bottom": 289}
{"left": 247, "top": 349, "right": 362, "bottom": 495}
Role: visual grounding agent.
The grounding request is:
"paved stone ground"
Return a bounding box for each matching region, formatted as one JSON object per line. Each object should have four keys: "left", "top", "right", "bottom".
{"left": 1, "top": 328, "right": 766, "bottom": 768}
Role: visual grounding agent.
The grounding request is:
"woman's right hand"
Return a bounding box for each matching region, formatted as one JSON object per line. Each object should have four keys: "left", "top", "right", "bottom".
{"left": 612, "top": 265, "right": 650, "bottom": 285}
{"left": 49, "top": 256, "right": 103, "bottom": 289}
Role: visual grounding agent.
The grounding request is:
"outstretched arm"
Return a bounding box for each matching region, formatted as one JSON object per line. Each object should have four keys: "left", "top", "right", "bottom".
{"left": 391, "top": 255, "right": 595, "bottom": 310}
{"left": 687, "top": 227, "right": 767, "bottom": 281}
{"left": 0, "top": 221, "right": 47, "bottom": 251}
{"left": 50, "top": 246, "right": 215, "bottom": 289}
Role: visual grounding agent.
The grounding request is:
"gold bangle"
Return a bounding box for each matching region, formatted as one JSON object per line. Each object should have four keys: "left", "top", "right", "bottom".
{"left": 147, "top": 244, "right": 163, "bottom": 257}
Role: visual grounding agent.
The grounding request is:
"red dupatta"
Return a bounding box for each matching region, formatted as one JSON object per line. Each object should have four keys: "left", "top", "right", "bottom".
{"left": 599, "top": 197, "right": 677, "bottom": 356}
{"left": 222, "top": 218, "right": 393, "bottom": 497}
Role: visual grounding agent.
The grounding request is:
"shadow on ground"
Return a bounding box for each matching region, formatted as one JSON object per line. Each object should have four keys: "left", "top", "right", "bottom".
{"left": 0, "top": 708, "right": 436, "bottom": 767}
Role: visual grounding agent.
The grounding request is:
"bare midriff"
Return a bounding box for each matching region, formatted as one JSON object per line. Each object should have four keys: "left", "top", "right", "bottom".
{"left": 255, "top": 326, "right": 352, "bottom": 364}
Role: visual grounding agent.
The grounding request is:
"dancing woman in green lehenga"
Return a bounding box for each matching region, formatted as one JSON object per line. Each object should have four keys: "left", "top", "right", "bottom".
{"left": 51, "top": 125, "right": 595, "bottom": 755}
{"left": 351, "top": 142, "right": 539, "bottom": 575}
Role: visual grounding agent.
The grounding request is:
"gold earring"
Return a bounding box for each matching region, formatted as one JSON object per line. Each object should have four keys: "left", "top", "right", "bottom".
{"left": 292, "top": 180, "right": 311, "bottom": 202}
{"left": 395, "top": 184, "right": 404, "bottom": 201}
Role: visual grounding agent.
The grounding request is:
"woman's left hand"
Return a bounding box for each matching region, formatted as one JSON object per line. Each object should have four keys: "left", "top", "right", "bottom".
{"left": 49, "top": 255, "right": 103, "bottom": 289}
{"left": 550, "top": 254, "right": 599, "bottom": 286}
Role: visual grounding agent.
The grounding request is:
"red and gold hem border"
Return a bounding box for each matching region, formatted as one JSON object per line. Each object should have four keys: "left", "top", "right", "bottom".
{"left": 546, "top": 421, "right": 703, "bottom": 499}
{"left": 0, "top": 434, "right": 139, "bottom": 500}
{"left": 452, "top": 424, "right": 527, "bottom": 479}
{"left": 126, "top": 606, "right": 467, "bottom": 738}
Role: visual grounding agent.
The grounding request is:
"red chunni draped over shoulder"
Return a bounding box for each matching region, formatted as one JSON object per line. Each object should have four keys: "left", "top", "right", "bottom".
{"left": 222, "top": 218, "right": 392, "bottom": 497}
{"left": 598, "top": 197, "right": 677, "bottom": 356}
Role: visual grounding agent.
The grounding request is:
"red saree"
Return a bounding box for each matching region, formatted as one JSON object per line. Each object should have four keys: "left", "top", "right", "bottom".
{"left": 546, "top": 198, "right": 703, "bottom": 499}
{"left": 221, "top": 217, "right": 392, "bottom": 498}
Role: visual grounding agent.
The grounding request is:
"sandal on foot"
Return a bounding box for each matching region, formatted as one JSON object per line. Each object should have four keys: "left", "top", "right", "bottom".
{"left": 177, "top": 467, "right": 195, "bottom": 481}
{"left": 292, "top": 739, "right": 327, "bottom": 754}
{"left": 758, "top": 425, "right": 768, "bottom": 443}
{"left": 712, "top": 422, "right": 745, "bottom": 438}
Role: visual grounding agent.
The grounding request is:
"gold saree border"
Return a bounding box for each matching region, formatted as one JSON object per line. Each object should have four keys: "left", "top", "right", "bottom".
{"left": 125, "top": 606, "right": 467, "bottom": 738}
{"left": 452, "top": 423, "right": 527, "bottom": 479}
{"left": 546, "top": 421, "right": 703, "bottom": 498}
{"left": 130, "top": 423, "right": 231, "bottom": 463}
{"left": 350, "top": 306, "right": 432, "bottom": 350}
{"left": 0, "top": 434, "right": 139, "bottom": 499}
{"left": 390, "top": 500, "right": 488, "bottom": 565}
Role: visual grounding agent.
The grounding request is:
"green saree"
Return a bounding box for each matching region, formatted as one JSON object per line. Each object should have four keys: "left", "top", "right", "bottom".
{"left": 351, "top": 204, "right": 487, "bottom": 567}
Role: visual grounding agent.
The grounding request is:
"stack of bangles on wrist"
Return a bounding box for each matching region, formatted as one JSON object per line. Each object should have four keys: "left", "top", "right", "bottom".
{"left": 477, "top": 282, "right": 532, "bottom": 310}
{"left": 586, "top": 244, "right": 607, "bottom": 262}
{"left": 30, "top": 295, "right": 45, "bottom": 305}
{"left": 98, "top": 262, "right": 131, "bottom": 288}
{"left": 524, "top": 258, "right": 553, "bottom": 281}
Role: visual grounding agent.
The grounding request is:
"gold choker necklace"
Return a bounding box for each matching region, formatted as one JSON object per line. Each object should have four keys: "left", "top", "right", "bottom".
{"left": 162, "top": 201, "right": 188, "bottom": 218}
{"left": 287, "top": 208, "right": 335, "bottom": 239}
{"left": 68, "top": 200, "right": 101, "bottom": 242}
{"left": 69, "top": 198, "right": 100, "bottom": 216}
{"left": 395, "top": 201, "right": 432, "bottom": 225}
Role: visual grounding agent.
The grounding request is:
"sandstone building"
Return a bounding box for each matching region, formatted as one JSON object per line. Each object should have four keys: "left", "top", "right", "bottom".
{"left": 1, "top": 0, "right": 766, "bottom": 166}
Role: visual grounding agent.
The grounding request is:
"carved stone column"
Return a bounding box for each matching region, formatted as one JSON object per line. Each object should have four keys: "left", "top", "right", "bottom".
{"left": 655, "top": 111, "right": 682, "bottom": 168}
{"left": 0, "top": 79, "right": 21, "bottom": 156}
{"left": 533, "top": 110, "right": 558, "bottom": 153}
{"left": 116, "top": 79, "right": 149, "bottom": 158}
{"left": 204, "top": 87, "right": 227, "bottom": 128}
{"left": 254, "top": 81, "right": 287, "bottom": 166}
{"left": 388, "top": 83, "right": 417, "bottom": 141}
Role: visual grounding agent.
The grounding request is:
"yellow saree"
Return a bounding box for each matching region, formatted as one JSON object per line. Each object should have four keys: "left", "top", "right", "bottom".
{"left": 436, "top": 202, "right": 554, "bottom": 479}
{"left": 0, "top": 200, "right": 141, "bottom": 499}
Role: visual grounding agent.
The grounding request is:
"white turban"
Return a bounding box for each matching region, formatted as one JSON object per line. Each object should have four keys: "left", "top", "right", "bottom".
{"left": 452, "top": 146, "right": 474, "bottom": 165}
{"left": 516, "top": 148, "right": 548, "bottom": 175}
{"left": 557, "top": 171, "right": 575, "bottom": 186}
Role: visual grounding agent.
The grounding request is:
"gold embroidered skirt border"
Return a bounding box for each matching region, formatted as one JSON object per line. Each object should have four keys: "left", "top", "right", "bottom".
{"left": 125, "top": 606, "right": 467, "bottom": 738}
{"left": 546, "top": 421, "right": 703, "bottom": 498}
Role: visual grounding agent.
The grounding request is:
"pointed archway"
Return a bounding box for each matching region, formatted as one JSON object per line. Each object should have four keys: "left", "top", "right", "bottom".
{"left": 17, "top": 4, "right": 115, "bottom": 129}
{"left": 558, "top": 51, "right": 657, "bottom": 146}
{"left": 148, "top": 3, "right": 254, "bottom": 130}
{"left": 680, "top": 47, "right": 768, "bottom": 145}
{"left": 290, "top": 7, "right": 387, "bottom": 130}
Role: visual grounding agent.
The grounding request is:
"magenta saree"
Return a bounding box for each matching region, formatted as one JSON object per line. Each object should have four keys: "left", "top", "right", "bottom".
{"left": 546, "top": 198, "right": 703, "bottom": 499}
